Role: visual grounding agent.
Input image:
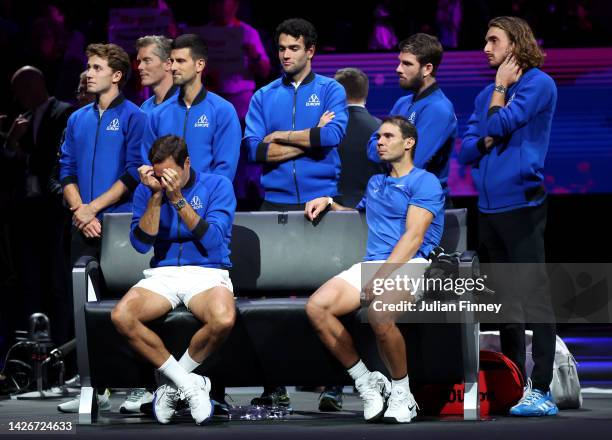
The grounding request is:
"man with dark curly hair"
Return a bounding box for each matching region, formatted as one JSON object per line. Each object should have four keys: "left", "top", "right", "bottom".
{"left": 459, "top": 16, "right": 558, "bottom": 417}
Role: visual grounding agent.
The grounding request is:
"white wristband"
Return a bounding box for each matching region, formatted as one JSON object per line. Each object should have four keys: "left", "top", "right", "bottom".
{"left": 327, "top": 197, "right": 333, "bottom": 207}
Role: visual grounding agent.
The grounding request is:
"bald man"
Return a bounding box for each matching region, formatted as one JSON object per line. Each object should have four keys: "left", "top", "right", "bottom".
{"left": 4, "top": 66, "right": 75, "bottom": 345}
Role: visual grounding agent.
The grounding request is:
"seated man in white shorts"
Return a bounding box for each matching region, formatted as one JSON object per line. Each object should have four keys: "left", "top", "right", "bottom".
{"left": 111, "top": 134, "right": 236, "bottom": 425}
{"left": 305, "top": 115, "right": 444, "bottom": 423}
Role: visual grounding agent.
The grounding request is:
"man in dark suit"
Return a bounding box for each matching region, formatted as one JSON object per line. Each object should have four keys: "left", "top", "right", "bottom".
{"left": 4, "top": 66, "right": 74, "bottom": 344}
{"left": 334, "top": 68, "right": 383, "bottom": 208}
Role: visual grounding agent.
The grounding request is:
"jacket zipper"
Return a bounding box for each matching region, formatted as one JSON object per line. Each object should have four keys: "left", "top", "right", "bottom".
{"left": 91, "top": 111, "right": 102, "bottom": 203}
{"left": 183, "top": 106, "right": 190, "bottom": 139}
{"left": 291, "top": 86, "right": 301, "bottom": 204}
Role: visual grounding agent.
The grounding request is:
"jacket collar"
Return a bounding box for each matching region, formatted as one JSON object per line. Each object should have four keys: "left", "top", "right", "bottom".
{"left": 413, "top": 82, "right": 439, "bottom": 102}
{"left": 178, "top": 85, "right": 207, "bottom": 107}
{"left": 282, "top": 70, "right": 316, "bottom": 87}
{"left": 162, "top": 85, "right": 179, "bottom": 103}
{"left": 94, "top": 93, "right": 125, "bottom": 111}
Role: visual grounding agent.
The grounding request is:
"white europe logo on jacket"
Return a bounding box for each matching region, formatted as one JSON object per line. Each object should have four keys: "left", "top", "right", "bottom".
{"left": 306, "top": 94, "right": 320, "bottom": 107}
{"left": 194, "top": 114, "right": 209, "bottom": 128}
{"left": 106, "top": 118, "right": 120, "bottom": 131}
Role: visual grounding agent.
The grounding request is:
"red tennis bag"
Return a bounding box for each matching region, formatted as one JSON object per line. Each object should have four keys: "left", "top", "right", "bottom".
{"left": 414, "top": 350, "right": 524, "bottom": 416}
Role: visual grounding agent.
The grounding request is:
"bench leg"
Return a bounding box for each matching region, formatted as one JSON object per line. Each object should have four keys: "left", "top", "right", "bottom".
{"left": 78, "top": 386, "right": 97, "bottom": 424}
{"left": 462, "top": 322, "right": 480, "bottom": 420}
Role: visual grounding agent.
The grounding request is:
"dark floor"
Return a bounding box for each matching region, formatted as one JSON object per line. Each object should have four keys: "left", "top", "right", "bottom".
{"left": 1, "top": 388, "right": 612, "bottom": 439}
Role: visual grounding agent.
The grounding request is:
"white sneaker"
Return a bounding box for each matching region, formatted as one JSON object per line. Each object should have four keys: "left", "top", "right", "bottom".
{"left": 153, "top": 384, "right": 179, "bottom": 424}
{"left": 383, "top": 386, "right": 418, "bottom": 423}
{"left": 179, "top": 373, "right": 213, "bottom": 425}
{"left": 355, "top": 371, "right": 391, "bottom": 422}
{"left": 57, "top": 388, "right": 111, "bottom": 413}
{"left": 119, "top": 388, "right": 153, "bottom": 414}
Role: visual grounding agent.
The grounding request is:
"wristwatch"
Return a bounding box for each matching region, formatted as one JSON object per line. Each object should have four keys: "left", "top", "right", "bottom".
{"left": 173, "top": 198, "right": 187, "bottom": 211}
{"left": 494, "top": 84, "right": 507, "bottom": 94}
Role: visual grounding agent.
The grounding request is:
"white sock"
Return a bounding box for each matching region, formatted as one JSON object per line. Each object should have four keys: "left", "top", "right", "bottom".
{"left": 158, "top": 355, "right": 191, "bottom": 390}
{"left": 348, "top": 359, "right": 370, "bottom": 382}
{"left": 392, "top": 375, "right": 411, "bottom": 392}
{"left": 178, "top": 350, "right": 200, "bottom": 373}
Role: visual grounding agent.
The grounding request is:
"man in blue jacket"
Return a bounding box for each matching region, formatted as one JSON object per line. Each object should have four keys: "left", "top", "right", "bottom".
{"left": 459, "top": 16, "right": 558, "bottom": 417}
{"left": 112, "top": 135, "right": 236, "bottom": 425}
{"left": 142, "top": 34, "right": 241, "bottom": 181}
{"left": 58, "top": 44, "right": 146, "bottom": 413}
{"left": 244, "top": 18, "right": 348, "bottom": 210}
{"left": 60, "top": 43, "right": 146, "bottom": 254}
{"left": 136, "top": 35, "right": 178, "bottom": 114}
{"left": 366, "top": 33, "right": 456, "bottom": 206}
{"left": 306, "top": 116, "right": 445, "bottom": 423}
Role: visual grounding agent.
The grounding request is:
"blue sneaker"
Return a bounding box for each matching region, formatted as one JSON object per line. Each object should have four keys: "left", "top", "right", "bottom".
{"left": 510, "top": 379, "right": 559, "bottom": 416}
{"left": 319, "top": 386, "right": 343, "bottom": 412}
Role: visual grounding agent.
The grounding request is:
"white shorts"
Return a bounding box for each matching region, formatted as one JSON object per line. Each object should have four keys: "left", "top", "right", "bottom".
{"left": 335, "top": 258, "right": 430, "bottom": 292}
{"left": 133, "top": 266, "right": 233, "bottom": 310}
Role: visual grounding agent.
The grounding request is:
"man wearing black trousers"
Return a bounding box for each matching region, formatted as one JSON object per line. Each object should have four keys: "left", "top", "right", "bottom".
{"left": 459, "top": 16, "right": 558, "bottom": 416}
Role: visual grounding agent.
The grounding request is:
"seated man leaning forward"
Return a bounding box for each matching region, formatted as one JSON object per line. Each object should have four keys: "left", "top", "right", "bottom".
{"left": 111, "top": 134, "right": 236, "bottom": 425}
{"left": 305, "top": 115, "right": 444, "bottom": 423}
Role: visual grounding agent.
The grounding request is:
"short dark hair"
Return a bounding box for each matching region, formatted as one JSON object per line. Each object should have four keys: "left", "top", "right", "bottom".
{"left": 334, "top": 68, "right": 369, "bottom": 102}
{"left": 381, "top": 115, "right": 418, "bottom": 159}
{"left": 172, "top": 34, "right": 208, "bottom": 61}
{"left": 275, "top": 18, "right": 317, "bottom": 49}
{"left": 398, "top": 33, "right": 444, "bottom": 76}
{"left": 149, "top": 135, "right": 189, "bottom": 167}
{"left": 85, "top": 43, "right": 131, "bottom": 88}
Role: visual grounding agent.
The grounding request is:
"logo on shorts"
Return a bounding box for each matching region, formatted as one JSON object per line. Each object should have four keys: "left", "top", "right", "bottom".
{"left": 508, "top": 92, "right": 516, "bottom": 105}
{"left": 194, "top": 114, "right": 209, "bottom": 128}
{"left": 306, "top": 94, "right": 321, "bottom": 107}
{"left": 408, "top": 111, "right": 416, "bottom": 123}
{"left": 190, "top": 195, "right": 203, "bottom": 210}
{"left": 106, "top": 118, "right": 120, "bottom": 131}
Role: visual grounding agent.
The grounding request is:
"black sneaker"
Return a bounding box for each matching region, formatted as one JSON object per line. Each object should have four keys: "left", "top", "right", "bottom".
{"left": 250, "top": 386, "right": 291, "bottom": 407}
{"left": 319, "top": 386, "right": 343, "bottom": 412}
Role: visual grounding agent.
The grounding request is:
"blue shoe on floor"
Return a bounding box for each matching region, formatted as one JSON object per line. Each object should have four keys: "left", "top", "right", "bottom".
{"left": 510, "top": 379, "right": 559, "bottom": 416}
{"left": 319, "top": 386, "right": 343, "bottom": 412}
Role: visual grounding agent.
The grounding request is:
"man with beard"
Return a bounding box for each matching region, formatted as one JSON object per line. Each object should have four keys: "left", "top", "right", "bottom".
{"left": 366, "top": 34, "right": 457, "bottom": 206}
{"left": 141, "top": 34, "right": 241, "bottom": 181}
{"left": 244, "top": 18, "right": 348, "bottom": 211}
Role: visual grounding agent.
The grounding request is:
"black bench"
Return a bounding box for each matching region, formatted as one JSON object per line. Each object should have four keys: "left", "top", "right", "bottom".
{"left": 72, "top": 210, "right": 480, "bottom": 423}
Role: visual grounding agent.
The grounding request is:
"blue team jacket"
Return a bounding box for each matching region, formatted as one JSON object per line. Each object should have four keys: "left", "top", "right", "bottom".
{"left": 142, "top": 87, "right": 241, "bottom": 181}
{"left": 458, "top": 68, "right": 557, "bottom": 213}
{"left": 130, "top": 170, "right": 236, "bottom": 268}
{"left": 59, "top": 94, "right": 146, "bottom": 216}
{"left": 139, "top": 85, "right": 178, "bottom": 114}
{"left": 244, "top": 71, "right": 348, "bottom": 204}
{"left": 367, "top": 84, "right": 457, "bottom": 197}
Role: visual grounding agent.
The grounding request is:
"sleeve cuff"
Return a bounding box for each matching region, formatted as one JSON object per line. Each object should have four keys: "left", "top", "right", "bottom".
{"left": 119, "top": 172, "right": 139, "bottom": 192}
{"left": 60, "top": 175, "right": 78, "bottom": 187}
{"left": 487, "top": 106, "right": 502, "bottom": 118}
{"left": 255, "top": 142, "right": 269, "bottom": 162}
{"left": 309, "top": 127, "right": 322, "bottom": 147}
{"left": 192, "top": 218, "right": 210, "bottom": 240}
{"left": 134, "top": 226, "right": 156, "bottom": 245}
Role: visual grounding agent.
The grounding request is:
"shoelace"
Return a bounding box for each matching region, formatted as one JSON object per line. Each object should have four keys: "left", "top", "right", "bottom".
{"left": 182, "top": 378, "right": 204, "bottom": 408}
{"left": 387, "top": 388, "right": 419, "bottom": 413}
{"left": 519, "top": 388, "right": 545, "bottom": 406}
{"left": 160, "top": 385, "right": 179, "bottom": 407}
{"left": 127, "top": 389, "right": 147, "bottom": 402}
